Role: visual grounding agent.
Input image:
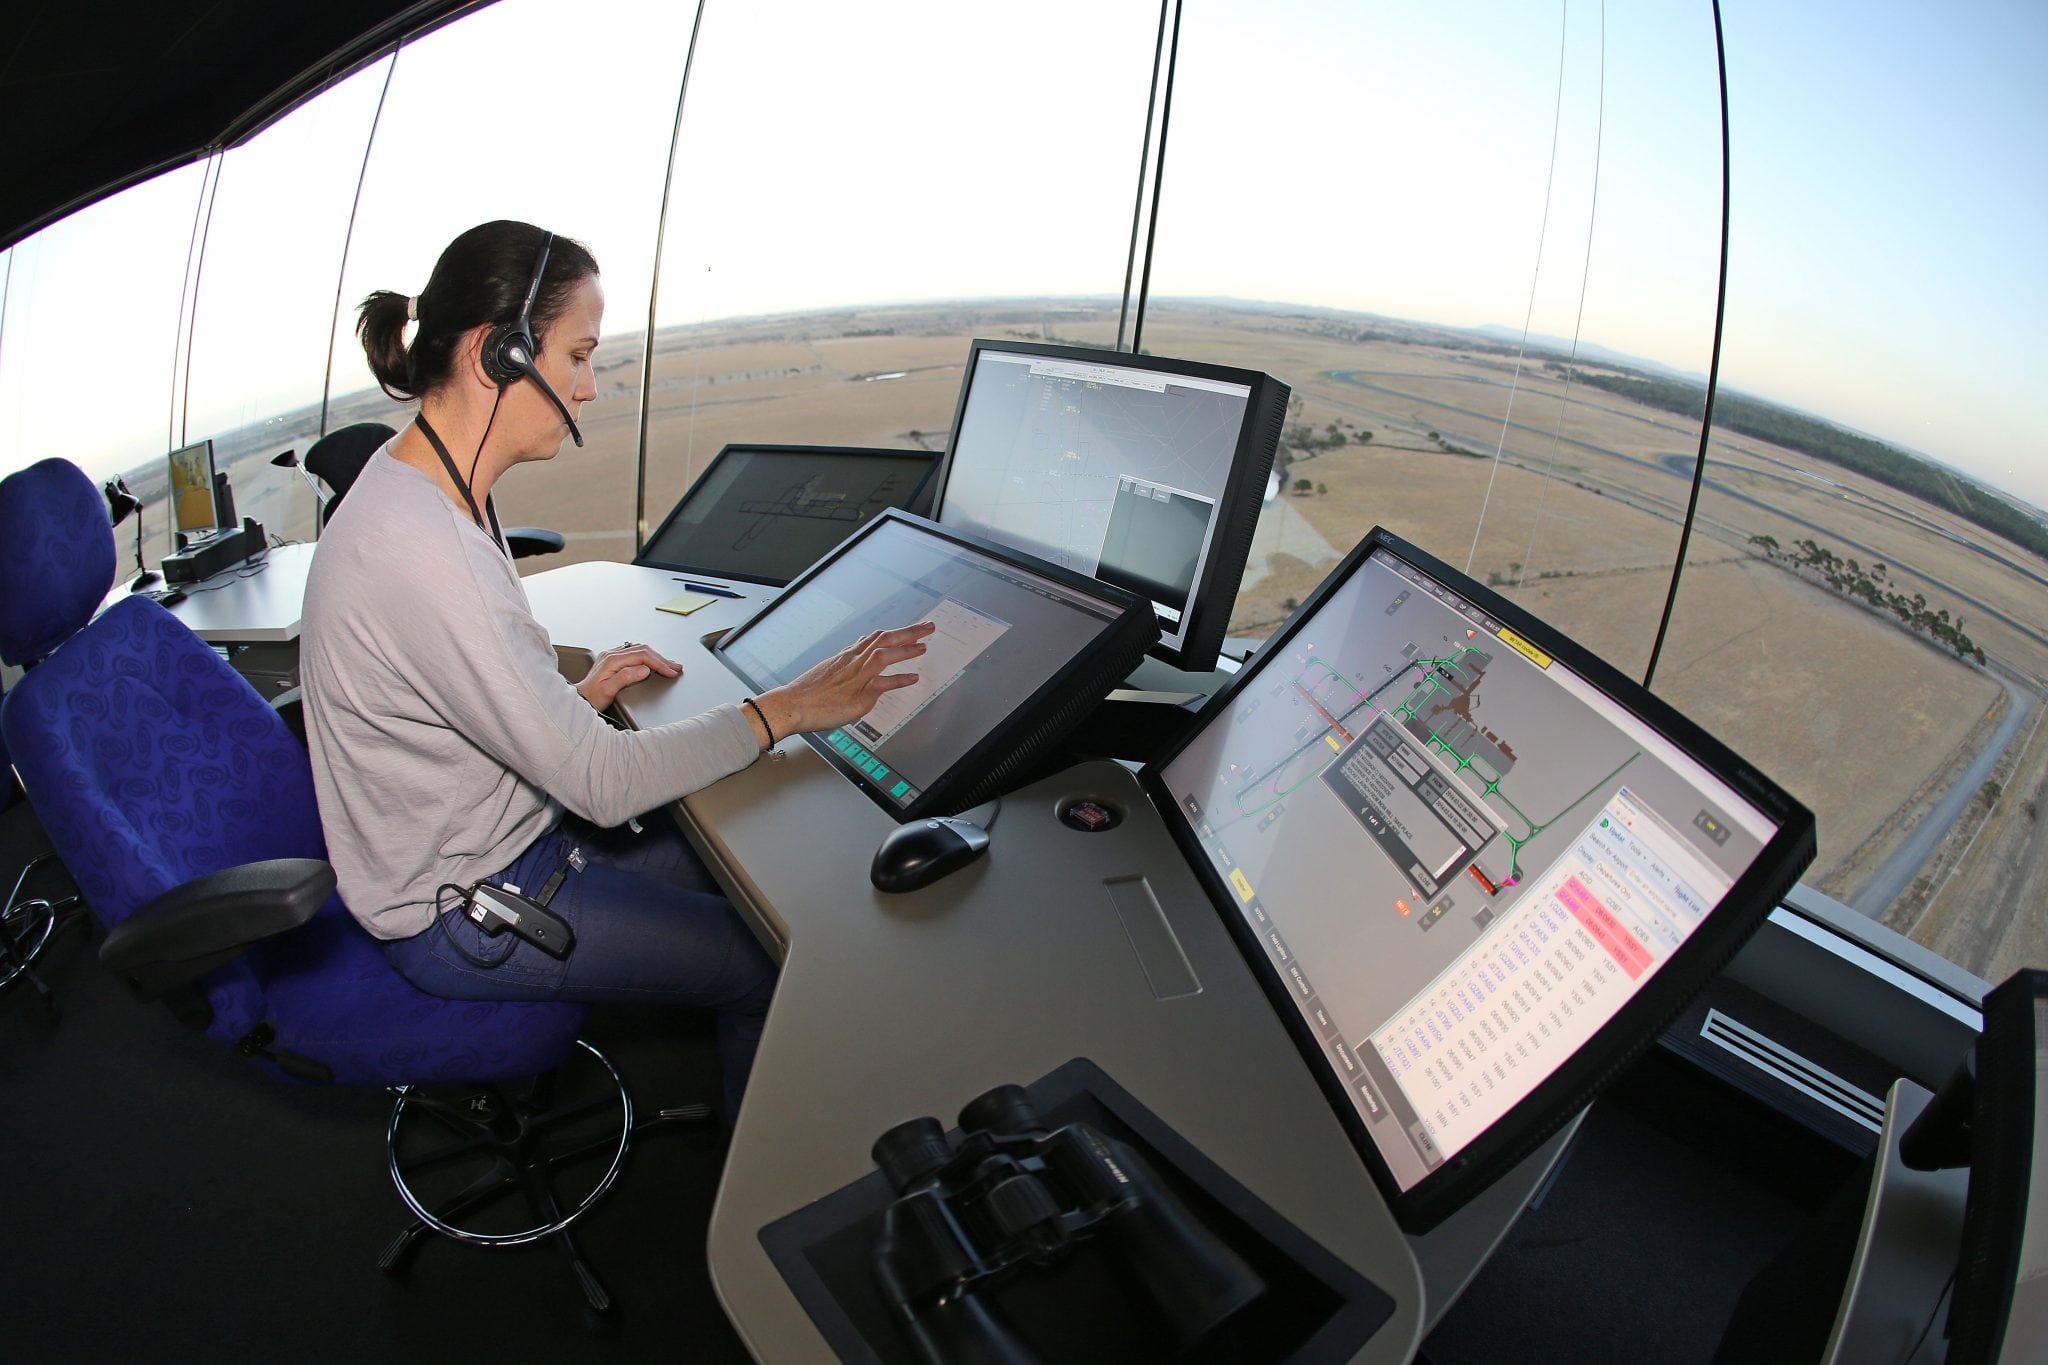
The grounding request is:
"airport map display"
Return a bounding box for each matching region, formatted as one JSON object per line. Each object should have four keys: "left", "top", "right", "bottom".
{"left": 1161, "top": 548, "right": 1779, "bottom": 1190}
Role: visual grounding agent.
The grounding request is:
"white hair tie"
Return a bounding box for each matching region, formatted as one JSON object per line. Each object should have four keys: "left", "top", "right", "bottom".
{"left": 406, "top": 295, "right": 419, "bottom": 321}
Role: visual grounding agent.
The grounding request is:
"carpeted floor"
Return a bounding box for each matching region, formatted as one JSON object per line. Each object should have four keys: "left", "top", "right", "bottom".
{"left": 1, "top": 796, "right": 753, "bottom": 1363}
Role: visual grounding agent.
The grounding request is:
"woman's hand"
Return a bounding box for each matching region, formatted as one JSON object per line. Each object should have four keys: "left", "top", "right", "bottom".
{"left": 577, "top": 641, "right": 682, "bottom": 712}
{"left": 748, "top": 621, "right": 936, "bottom": 746}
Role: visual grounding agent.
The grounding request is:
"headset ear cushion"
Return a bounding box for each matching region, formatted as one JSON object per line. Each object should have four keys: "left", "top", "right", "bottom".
{"left": 479, "top": 323, "right": 516, "bottom": 386}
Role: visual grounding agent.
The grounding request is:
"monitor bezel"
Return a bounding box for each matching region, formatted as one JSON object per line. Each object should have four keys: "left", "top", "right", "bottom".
{"left": 1948, "top": 968, "right": 2046, "bottom": 1364}
{"left": 1137, "top": 524, "right": 1817, "bottom": 1232}
{"left": 165, "top": 438, "right": 219, "bottom": 538}
{"left": 928, "top": 339, "right": 1286, "bottom": 674}
{"left": 635, "top": 442, "right": 942, "bottom": 586}
{"left": 712, "top": 508, "right": 1156, "bottom": 821}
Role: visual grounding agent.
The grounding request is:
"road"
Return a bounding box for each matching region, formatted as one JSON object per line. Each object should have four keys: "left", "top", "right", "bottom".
{"left": 1850, "top": 675, "right": 2034, "bottom": 917}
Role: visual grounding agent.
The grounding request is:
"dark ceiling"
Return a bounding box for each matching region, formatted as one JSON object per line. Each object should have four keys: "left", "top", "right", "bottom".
{"left": 0, "top": 1, "right": 485, "bottom": 252}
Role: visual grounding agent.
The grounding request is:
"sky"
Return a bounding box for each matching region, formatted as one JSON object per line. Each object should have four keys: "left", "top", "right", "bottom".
{"left": 0, "top": 0, "right": 2041, "bottom": 507}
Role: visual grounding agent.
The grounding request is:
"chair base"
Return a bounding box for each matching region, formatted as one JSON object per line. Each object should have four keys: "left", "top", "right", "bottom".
{"left": 2, "top": 854, "right": 88, "bottom": 1017}
{"left": 378, "top": 1038, "right": 714, "bottom": 1321}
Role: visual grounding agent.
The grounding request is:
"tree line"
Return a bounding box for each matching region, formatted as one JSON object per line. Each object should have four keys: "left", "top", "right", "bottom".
{"left": 1750, "top": 534, "right": 1986, "bottom": 665}
{"left": 1567, "top": 367, "right": 2048, "bottom": 562}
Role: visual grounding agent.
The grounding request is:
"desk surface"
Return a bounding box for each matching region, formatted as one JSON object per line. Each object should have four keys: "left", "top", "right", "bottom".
{"left": 109, "top": 540, "right": 315, "bottom": 644}
{"left": 524, "top": 559, "right": 1573, "bottom": 1363}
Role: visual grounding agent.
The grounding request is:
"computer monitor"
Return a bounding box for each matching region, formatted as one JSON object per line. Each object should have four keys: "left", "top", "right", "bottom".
{"left": 1945, "top": 968, "right": 2048, "bottom": 1364}
{"left": 712, "top": 511, "right": 1157, "bottom": 820}
{"left": 636, "top": 443, "right": 940, "bottom": 586}
{"left": 930, "top": 340, "right": 1287, "bottom": 673}
{"left": 166, "top": 439, "right": 218, "bottom": 535}
{"left": 1142, "top": 527, "right": 1816, "bottom": 1231}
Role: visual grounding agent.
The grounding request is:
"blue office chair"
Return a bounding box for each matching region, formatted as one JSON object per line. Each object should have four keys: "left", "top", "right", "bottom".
{"left": 0, "top": 464, "right": 93, "bottom": 1013}
{"left": 0, "top": 456, "right": 686, "bottom": 1320}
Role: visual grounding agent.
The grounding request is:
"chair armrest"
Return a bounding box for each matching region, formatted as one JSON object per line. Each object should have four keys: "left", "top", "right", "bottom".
{"left": 270, "top": 686, "right": 307, "bottom": 747}
{"left": 100, "top": 858, "right": 335, "bottom": 998}
{"left": 504, "top": 526, "right": 565, "bottom": 559}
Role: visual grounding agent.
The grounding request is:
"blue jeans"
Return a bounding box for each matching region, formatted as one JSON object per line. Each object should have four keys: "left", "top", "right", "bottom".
{"left": 382, "top": 813, "right": 776, "bottom": 1119}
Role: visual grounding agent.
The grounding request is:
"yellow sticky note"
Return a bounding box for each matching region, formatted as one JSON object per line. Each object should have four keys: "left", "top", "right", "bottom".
{"left": 656, "top": 591, "right": 719, "bottom": 616}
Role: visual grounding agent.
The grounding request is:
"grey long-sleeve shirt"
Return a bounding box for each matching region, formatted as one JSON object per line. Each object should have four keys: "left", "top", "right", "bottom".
{"left": 300, "top": 447, "right": 759, "bottom": 939}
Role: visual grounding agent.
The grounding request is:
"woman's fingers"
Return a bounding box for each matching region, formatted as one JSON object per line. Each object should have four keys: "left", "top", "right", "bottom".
{"left": 871, "top": 668, "right": 921, "bottom": 692}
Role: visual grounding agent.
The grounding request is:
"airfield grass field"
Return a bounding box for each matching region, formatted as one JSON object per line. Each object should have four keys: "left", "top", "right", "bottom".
{"left": 198, "top": 298, "right": 2048, "bottom": 976}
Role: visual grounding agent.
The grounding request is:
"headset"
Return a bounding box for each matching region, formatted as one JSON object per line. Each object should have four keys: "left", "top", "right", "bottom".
{"left": 414, "top": 229, "right": 588, "bottom": 547}
{"left": 478, "top": 232, "right": 585, "bottom": 448}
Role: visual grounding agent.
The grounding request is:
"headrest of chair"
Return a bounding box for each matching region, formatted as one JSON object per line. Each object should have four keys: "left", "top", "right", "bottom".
{"left": 0, "top": 457, "right": 118, "bottom": 667}
{"left": 303, "top": 422, "right": 396, "bottom": 506}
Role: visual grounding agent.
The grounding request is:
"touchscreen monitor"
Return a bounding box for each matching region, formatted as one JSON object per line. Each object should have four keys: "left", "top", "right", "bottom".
{"left": 1143, "top": 527, "right": 1815, "bottom": 1230}
{"left": 637, "top": 443, "right": 939, "bottom": 586}
{"left": 713, "top": 511, "right": 1158, "bottom": 819}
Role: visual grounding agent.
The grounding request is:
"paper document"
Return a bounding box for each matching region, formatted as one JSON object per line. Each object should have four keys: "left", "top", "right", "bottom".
{"left": 852, "top": 598, "right": 1010, "bottom": 746}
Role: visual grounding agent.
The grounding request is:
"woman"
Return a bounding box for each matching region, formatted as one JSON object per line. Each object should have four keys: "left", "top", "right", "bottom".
{"left": 299, "top": 220, "right": 932, "bottom": 1116}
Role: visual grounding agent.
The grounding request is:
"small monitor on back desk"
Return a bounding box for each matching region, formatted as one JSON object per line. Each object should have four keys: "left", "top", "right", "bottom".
{"left": 167, "top": 439, "right": 219, "bottom": 537}
{"left": 1143, "top": 526, "right": 1815, "bottom": 1232}
{"left": 637, "top": 443, "right": 940, "bottom": 586}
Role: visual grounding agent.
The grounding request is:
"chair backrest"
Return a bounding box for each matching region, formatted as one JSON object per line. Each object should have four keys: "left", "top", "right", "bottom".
{"left": 0, "top": 675, "right": 14, "bottom": 812}
{"left": 0, "top": 457, "right": 585, "bottom": 1085}
{"left": 303, "top": 422, "right": 396, "bottom": 523}
{"left": 4, "top": 594, "right": 324, "bottom": 1034}
{"left": 0, "top": 456, "right": 117, "bottom": 668}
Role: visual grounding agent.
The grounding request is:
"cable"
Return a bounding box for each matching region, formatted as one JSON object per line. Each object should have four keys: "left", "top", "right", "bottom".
{"left": 468, "top": 386, "right": 507, "bottom": 523}
{"left": 1900, "top": 1269, "right": 1954, "bottom": 1364}
{"left": 1641, "top": 0, "right": 1733, "bottom": 690}
{"left": 178, "top": 548, "right": 272, "bottom": 594}
{"left": 1118, "top": 0, "right": 1173, "bottom": 353}
{"left": 1128, "top": 0, "right": 1183, "bottom": 358}
{"left": 1463, "top": 0, "right": 1573, "bottom": 578}
{"left": 1514, "top": 0, "right": 1606, "bottom": 591}
{"left": 435, "top": 882, "right": 516, "bottom": 969}
{"left": 320, "top": 50, "right": 399, "bottom": 437}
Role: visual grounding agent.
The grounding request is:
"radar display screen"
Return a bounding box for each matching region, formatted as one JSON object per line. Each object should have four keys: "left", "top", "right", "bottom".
{"left": 638, "top": 444, "right": 938, "bottom": 586}
{"left": 1144, "top": 527, "right": 1814, "bottom": 1230}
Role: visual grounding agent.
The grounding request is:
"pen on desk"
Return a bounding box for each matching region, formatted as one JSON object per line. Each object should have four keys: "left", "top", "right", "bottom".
{"left": 673, "top": 578, "right": 746, "bottom": 599}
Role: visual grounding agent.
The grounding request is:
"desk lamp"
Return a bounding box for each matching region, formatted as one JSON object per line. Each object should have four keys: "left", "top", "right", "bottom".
{"left": 270, "top": 447, "right": 324, "bottom": 530}
{"left": 103, "top": 477, "right": 157, "bottom": 592}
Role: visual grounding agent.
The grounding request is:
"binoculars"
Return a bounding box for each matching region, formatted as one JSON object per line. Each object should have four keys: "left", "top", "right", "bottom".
{"left": 870, "top": 1084, "right": 1265, "bottom": 1364}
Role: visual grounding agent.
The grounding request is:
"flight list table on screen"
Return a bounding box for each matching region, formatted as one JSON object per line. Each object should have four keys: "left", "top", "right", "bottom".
{"left": 1161, "top": 548, "right": 1778, "bottom": 1193}
{"left": 1368, "top": 785, "right": 1729, "bottom": 1161}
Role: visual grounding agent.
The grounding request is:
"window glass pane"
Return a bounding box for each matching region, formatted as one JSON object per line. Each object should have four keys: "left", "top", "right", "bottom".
{"left": 328, "top": 0, "right": 699, "bottom": 567}
{"left": 1657, "top": 8, "right": 2048, "bottom": 978}
{"left": 182, "top": 61, "right": 391, "bottom": 544}
{"left": 0, "top": 163, "right": 210, "bottom": 546}
{"left": 1145, "top": 3, "right": 1720, "bottom": 673}
{"left": 641, "top": 0, "right": 1161, "bottom": 533}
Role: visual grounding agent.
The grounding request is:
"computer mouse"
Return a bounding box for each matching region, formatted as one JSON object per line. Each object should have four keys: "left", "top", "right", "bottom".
{"left": 870, "top": 817, "right": 991, "bottom": 893}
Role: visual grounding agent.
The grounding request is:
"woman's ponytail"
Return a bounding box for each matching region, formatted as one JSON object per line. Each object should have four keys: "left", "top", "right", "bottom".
{"left": 357, "top": 289, "right": 418, "bottom": 400}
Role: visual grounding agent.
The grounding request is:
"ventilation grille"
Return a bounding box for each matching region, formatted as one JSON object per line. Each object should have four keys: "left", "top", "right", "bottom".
{"left": 1699, "top": 1008, "right": 1886, "bottom": 1133}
